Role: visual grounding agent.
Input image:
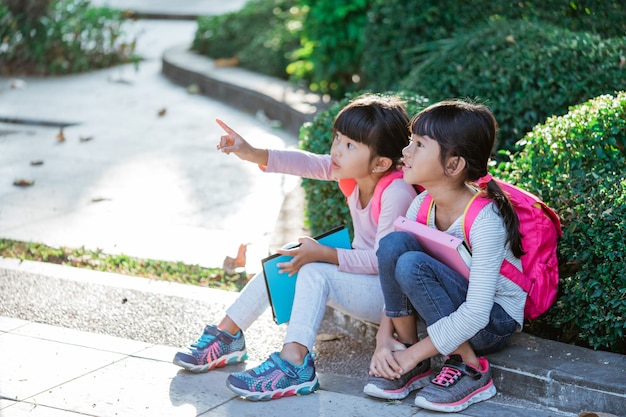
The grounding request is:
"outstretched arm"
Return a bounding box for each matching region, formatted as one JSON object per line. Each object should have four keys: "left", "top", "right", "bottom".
{"left": 216, "top": 118, "right": 269, "bottom": 166}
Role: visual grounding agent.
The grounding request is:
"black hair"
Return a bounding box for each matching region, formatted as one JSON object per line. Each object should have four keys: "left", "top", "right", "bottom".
{"left": 333, "top": 94, "right": 410, "bottom": 170}
{"left": 411, "top": 100, "right": 524, "bottom": 257}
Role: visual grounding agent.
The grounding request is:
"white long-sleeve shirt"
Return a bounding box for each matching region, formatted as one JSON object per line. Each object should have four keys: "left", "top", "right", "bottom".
{"left": 265, "top": 148, "right": 417, "bottom": 275}
{"left": 405, "top": 191, "right": 526, "bottom": 355}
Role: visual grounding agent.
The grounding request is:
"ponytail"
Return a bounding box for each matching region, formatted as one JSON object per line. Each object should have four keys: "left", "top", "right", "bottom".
{"left": 476, "top": 174, "right": 524, "bottom": 258}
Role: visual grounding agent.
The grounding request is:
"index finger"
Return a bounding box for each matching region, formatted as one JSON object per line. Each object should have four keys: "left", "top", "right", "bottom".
{"left": 275, "top": 246, "right": 299, "bottom": 257}
{"left": 215, "top": 118, "right": 240, "bottom": 137}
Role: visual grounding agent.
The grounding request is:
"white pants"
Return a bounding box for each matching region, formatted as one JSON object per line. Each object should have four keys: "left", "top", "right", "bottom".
{"left": 226, "top": 262, "right": 384, "bottom": 353}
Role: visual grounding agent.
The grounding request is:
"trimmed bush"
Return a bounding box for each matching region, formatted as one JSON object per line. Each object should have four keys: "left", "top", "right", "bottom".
{"left": 287, "top": 0, "right": 369, "bottom": 98}
{"left": 192, "top": 0, "right": 301, "bottom": 79}
{"left": 494, "top": 92, "right": 626, "bottom": 353}
{"left": 299, "top": 91, "right": 430, "bottom": 236}
{"left": 0, "top": 0, "right": 137, "bottom": 75}
{"left": 362, "top": 0, "right": 626, "bottom": 92}
{"left": 398, "top": 19, "right": 626, "bottom": 152}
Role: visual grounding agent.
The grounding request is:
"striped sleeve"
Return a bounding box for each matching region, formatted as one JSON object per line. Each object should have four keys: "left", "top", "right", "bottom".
{"left": 427, "top": 203, "right": 524, "bottom": 355}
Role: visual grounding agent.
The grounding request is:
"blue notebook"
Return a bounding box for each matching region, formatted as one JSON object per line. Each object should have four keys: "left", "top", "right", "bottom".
{"left": 262, "top": 226, "right": 352, "bottom": 324}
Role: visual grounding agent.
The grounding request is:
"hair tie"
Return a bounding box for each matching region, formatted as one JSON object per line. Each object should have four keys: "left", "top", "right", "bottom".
{"left": 476, "top": 173, "right": 493, "bottom": 189}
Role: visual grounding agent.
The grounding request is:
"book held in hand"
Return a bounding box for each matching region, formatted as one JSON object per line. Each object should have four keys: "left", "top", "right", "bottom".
{"left": 394, "top": 216, "right": 472, "bottom": 278}
{"left": 262, "top": 226, "right": 352, "bottom": 324}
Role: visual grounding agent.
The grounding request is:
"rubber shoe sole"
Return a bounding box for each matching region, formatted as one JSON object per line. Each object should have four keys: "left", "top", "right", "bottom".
{"left": 363, "top": 371, "right": 431, "bottom": 400}
{"left": 173, "top": 350, "right": 248, "bottom": 373}
{"left": 226, "top": 376, "right": 320, "bottom": 401}
{"left": 414, "top": 380, "right": 497, "bottom": 412}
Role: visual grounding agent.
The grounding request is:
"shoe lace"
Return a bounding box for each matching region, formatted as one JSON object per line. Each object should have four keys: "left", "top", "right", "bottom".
{"left": 251, "top": 353, "right": 298, "bottom": 379}
{"left": 254, "top": 358, "right": 277, "bottom": 374}
{"left": 431, "top": 365, "right": 462, "bottom": 387}
{"left": 192, "top": 329, "right": 217, "bottom": 349}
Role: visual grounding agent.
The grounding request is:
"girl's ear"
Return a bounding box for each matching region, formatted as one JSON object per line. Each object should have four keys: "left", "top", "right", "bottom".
{"left": 372, "top": 156, "right": 393, "bottom": 173}
{"left": 444, "top": 155, "right": 466, "bottom": 177}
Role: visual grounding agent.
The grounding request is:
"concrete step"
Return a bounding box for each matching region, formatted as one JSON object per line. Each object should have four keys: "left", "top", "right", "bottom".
{"left": 162, "top": 44, "right": 330, "bottom": 137}
{"left": 328, "top": 308, "right": 626, "bottom": 416}
{"left": 325, "top": 371, "right": 577, "bottom": 417}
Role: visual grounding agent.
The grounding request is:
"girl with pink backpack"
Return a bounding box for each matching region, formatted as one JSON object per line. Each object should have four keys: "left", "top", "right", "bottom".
{"left": 364, "top": 100, "right": 557, "bottom": 412}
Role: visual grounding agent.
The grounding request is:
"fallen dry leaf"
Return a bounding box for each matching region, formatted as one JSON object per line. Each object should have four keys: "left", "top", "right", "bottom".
{"left": 56, "top": 128, "right": 65, "bottom": 142}
{"left": 316, "top": 333, "right": 345, "bottom": 342}
{"left": 13, "top": 179, "right": 35, "bottom": 187}
{"left": 10, "top": 79, "right": 26, "bottom": 89}
{"left": 157, "top": 108, "right": 167, "bottom": 117}
{"left": 108, "top": 75, "right": 133, "bottom": 85}
{"left": 215, "top": 56, "right": 239, "bottom": 67}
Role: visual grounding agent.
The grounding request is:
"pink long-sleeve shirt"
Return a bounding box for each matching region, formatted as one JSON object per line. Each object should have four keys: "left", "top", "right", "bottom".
{"left": 265, "top": 149, "right": 417, "bottom": 275}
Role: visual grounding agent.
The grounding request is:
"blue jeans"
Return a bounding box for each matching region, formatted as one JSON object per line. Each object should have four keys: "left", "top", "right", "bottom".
{"left": 377, "top": 231, "right": 518, "bottom": 355}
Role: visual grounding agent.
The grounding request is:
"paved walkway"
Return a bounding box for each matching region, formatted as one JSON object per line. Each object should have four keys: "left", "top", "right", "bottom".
{"left": 0, "top": 17, "right": 299, "bottom": 270}
{"left": 0, "top": 260, "right": 578, "bottom": 417}
{"left": 1, "top": 258, "right": 577, "bottom": 417}
{"left": 0, "top": 316, "right": 415, "bottom": 417}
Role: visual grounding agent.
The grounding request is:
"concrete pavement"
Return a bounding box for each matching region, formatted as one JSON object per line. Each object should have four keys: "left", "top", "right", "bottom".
{"left": 0, "top": 2, "right": 624, "bottom": 416}
{"left": 1, "top": 259, "right": 579, "bottom": 417}
{"left": 0, "top": 17, "right": 300, "bottom": 270}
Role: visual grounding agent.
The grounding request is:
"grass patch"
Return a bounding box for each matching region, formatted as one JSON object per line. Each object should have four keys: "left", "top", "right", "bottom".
{"left": 0, "top": 239, "right": 249, "bottom": 291}
{"left": 0, "top": 0, "right": 139, "bottom": 76}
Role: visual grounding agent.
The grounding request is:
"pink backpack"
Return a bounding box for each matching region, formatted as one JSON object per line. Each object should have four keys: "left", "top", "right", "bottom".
{"left": 416, "top": 178, "right": 562, "bottom": 319}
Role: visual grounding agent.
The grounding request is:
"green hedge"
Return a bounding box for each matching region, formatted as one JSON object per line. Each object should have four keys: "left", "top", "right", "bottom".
{"left": 286, "top": 0, "right": 369, "bottom": 98}
{"left": 362, "top": 0, "right": 626, "bottom": 92}
{"left": 301, "top": 91, "right": 626, "bottom": 353}
{"left": 192, "top": 0, "right": 301, "bottom": 79}
{"left": 299, "top": 91, "right": 430, "bottom": 236}
{"left": 398, "top": 19, "right": 626, "bottom": 152}
{"left": 494, "top": 92, "right": 626, "bottom": 353}
{"left": 0, "top": 0, "right": 136, "bottom": 75}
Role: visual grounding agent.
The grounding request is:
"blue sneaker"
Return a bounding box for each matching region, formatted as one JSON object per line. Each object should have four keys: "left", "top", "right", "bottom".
{"left": 173, "top": 325, "right": 247, "bottom": 373}
{"left": 226, "top": 352, "right": 319, "bottom": 401}
{"left": 414, "top": 355, "right": 496, "bottom": 412}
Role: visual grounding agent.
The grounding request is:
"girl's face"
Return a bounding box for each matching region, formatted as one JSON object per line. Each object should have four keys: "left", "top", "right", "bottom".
{"left": 330, "top": 131, "right": 373, "bottom": 179}
{"left": 401, "top": 134, "right": 444, "bottom": 185}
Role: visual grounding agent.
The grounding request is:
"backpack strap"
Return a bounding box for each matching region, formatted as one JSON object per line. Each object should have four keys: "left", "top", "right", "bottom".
{"left": 371, "top": 170, "right": 404, "bottom": 223}
{"left": 338, "top": 169, "right": 404, "bottom": 224}
{"left": 461, "top": 186, "right": 528, "bottom": 295}
{"left": 416, "top": 192, "right": 489, "bottom": 248}
{"left": 462, "top": 192, "right": 491, "bottom": 246}
{"left": 416, "top": 194, "right": 434, "bottom": 225}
